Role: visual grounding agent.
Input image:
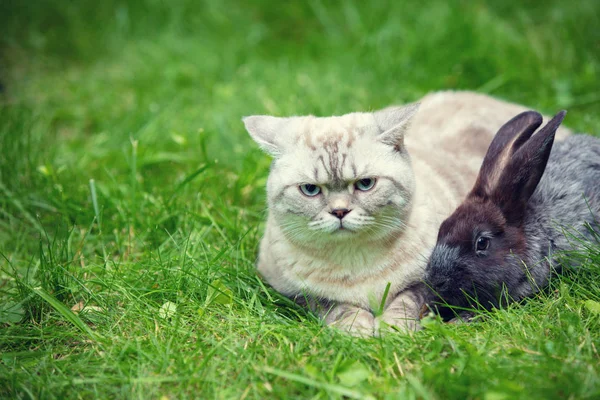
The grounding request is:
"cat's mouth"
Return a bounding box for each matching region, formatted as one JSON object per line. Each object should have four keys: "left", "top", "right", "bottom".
{"left": 335, "top": 223, "right": 354, "bottom": 233}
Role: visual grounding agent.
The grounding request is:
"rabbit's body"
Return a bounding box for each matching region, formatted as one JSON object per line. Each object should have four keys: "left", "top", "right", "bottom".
{"left": 515, "top": 135, "right": 600, "bottom": 300}
{"left": 425, "top": 112, "right": 600, "bottom": 315}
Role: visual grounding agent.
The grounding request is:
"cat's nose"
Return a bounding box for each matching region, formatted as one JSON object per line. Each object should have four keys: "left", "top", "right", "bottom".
{"left": 330, "top": 208, "right": 351, "bottom": 219}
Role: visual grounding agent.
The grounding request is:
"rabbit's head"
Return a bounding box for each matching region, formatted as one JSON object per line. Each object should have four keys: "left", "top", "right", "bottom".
{"left": 425, "top": 110, "right": 566, "bottom": 315}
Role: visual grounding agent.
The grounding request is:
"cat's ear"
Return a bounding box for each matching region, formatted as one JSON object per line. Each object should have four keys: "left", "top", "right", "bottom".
{"left": 374, "top": 103, "right": 420, "bottom": 149}
{"left": 242, "top": 115, "right": 291, "bottom": 157}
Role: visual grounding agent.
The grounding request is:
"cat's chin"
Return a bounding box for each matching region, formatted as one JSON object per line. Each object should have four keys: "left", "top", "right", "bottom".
{"left": 328, "top": 224, "right": 400, "bottom": 239}
{"left": 286, "top": 227, "right": 360, "bottom": 248}
{"left": 314, "top": 227, "right": 358, "bottom": 241}
{"left": 326, "top": 222, "right": 371, "bottom": 236}
{"left": 331, "top": 226, "right": 355, "bottom": 235}
{"left": 322, "top": 226, "right": 396, "bottom": 243}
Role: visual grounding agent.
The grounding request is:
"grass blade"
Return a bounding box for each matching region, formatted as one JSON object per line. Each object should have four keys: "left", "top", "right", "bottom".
{"left": 260, "top": 366, "right": 373, "bottom": 400}
{"left": 167, "top": 164, "right": 209, "bottom": 205}
{"left": 30, "top": 286, "right": 100, "bottom": 341}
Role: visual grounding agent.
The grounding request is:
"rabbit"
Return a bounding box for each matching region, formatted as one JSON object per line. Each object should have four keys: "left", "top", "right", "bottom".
{"left": 423, "top": 110, "right": 600, "bottom": 320}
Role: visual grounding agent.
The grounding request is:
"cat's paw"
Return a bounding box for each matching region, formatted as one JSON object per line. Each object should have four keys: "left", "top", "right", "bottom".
{"left": 375, "top": 284, "right": 426, "bottom": 336}
{"left": 374, "top": 312, "right": 421, "bottom": 337}
{"left": 329, "top": 309, "right": 375, "bottom": 337}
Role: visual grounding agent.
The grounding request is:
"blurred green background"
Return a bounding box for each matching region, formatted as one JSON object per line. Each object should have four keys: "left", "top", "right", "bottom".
{"left": 2, "top": 0, "right": 599, "bottom": 241}
{"left": 1, "top": 1, "right": 599, "bottom": 398}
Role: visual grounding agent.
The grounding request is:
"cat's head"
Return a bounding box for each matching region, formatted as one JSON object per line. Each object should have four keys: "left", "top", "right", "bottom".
{"left": 243, "top": 104, "right": 419, "bottom": 249}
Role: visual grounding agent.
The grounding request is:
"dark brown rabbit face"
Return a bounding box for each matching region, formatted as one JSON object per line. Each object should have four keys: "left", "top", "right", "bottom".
{"left": 425, "top": 198, "right": 526, "bottom": 312}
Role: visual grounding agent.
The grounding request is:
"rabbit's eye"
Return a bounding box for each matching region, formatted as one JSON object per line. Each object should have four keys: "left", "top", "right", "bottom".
{"left": 475, "top": 236, "right": 490, "bottom": 252}
{"left": 299, "top": 184, "right": 321, "bottom": 197}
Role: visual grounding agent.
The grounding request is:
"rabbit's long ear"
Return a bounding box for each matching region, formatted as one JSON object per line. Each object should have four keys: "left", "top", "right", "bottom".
{"left": 492, "top": 111, "right": 567, "bottom": 223}
{"left": 471, "top": 111, "right": 543, "bottom": 198}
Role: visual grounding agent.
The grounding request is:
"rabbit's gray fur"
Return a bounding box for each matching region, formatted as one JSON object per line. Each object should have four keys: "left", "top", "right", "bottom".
{"left": 425, "top": 113, "right": 600, "bottom": 315}
{"left": 517, "top": 135, "right": 600, "bottom": 298}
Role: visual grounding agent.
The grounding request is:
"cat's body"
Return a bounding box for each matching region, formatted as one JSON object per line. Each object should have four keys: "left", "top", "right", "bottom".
{"left": 244, "top": 91, "right": 571, "bottom": 336}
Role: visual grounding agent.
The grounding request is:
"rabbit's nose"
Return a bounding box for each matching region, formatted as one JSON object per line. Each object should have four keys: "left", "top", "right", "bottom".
{"left": 426, "top": 275, "right": 451, "bottom": 293}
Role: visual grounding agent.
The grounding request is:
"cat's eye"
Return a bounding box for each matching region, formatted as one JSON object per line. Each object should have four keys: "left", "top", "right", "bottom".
{"left": 475, "top": 236, "right": 490, "bottom": 252}
{"left": 299, "top": 184, "right": 321, "bottom": 197}
{"left": 355, "top": 178, "right": 376, "bottom": 191}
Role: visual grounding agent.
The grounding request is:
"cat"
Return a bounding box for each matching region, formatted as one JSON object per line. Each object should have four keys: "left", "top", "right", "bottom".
{"left": 243, "top": 91, "right": 572, "bottom": 336}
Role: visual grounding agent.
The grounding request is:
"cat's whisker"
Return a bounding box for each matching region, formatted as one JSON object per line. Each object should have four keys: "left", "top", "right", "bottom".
{"left": 378, "top": 215, "right": 407, "bottom": 225}
{"left": 372, "top": 219, "right": 404, "bottom": 230}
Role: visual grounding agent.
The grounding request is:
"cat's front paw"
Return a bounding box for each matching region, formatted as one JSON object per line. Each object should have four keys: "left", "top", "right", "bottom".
{"left": 332, "top": 315, "right": 375, "bottom": 337}
{"left": 375, "top": 284, "right": 427, "bottom": 336}
{"left": 327, "top": 307, "right": 375, "bottom": 337}
{"left": 375, "top": 313, "right": 420, "bottom": 336}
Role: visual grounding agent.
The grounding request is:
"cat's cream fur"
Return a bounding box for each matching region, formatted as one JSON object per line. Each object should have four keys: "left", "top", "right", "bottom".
{"left": 244, "top": 91, "right": 571, "bottom": 336}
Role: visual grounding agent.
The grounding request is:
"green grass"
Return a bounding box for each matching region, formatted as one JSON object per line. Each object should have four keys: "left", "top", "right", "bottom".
{"left": 1, "top": 0, "right": 599, "bottom": 398}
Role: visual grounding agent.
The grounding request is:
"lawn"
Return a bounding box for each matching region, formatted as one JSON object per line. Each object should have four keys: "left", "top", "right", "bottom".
{"left": 1, "top": 0, "right": 599, "bottom": 398}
